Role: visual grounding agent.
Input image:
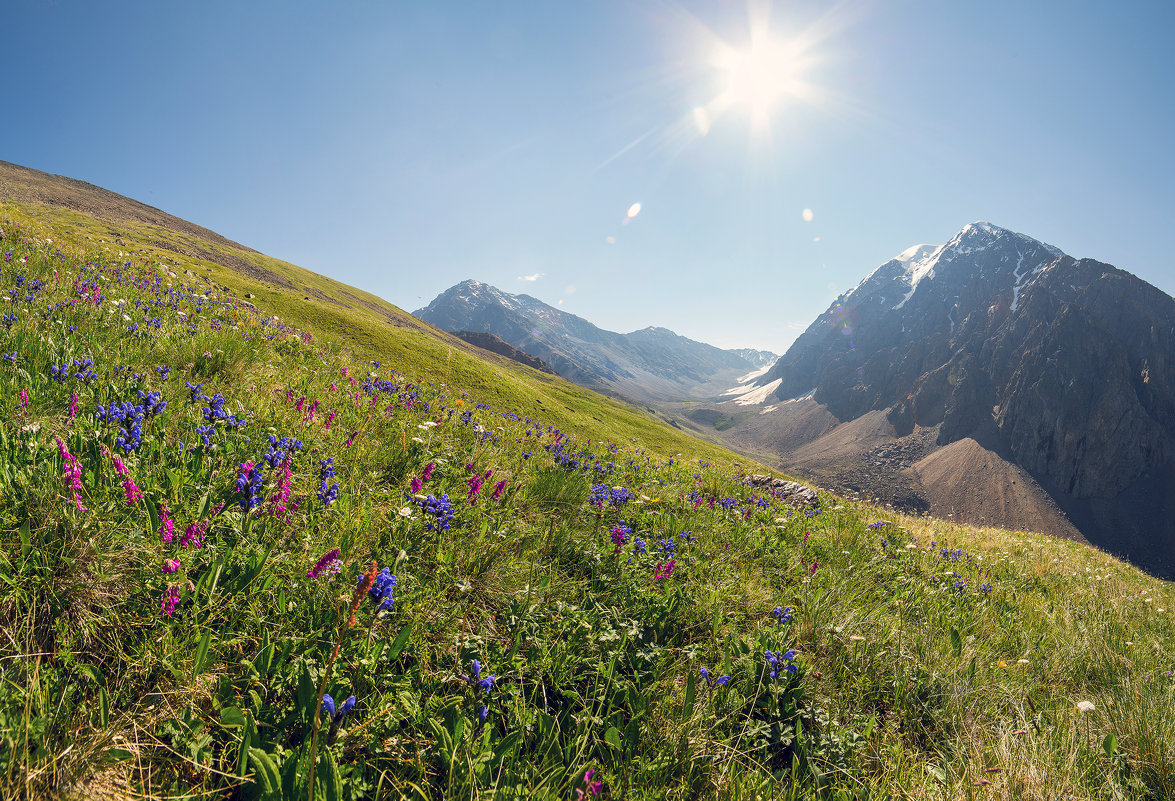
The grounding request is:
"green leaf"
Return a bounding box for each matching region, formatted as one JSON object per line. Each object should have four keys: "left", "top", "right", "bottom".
{"left": 950, "top": 626, "right": 962, "bottom": 659}
{"left": 249, "top": 747, "right": 281, "bottom": 795}
{"left": 1103, "top": 732, "right": 1118, "bottom": 758}
{"left": 387, "top": 623, "right": 413, "bottom": 662}
{"left": 319, "top": 750, "right": 342, "bottom": 801}
{"left": 926, "top": 764, "right": 947, "bottom": 783}
{"left": 98, "top": 685, "right": 109, "bottom": 729}
{"left": 193, "top": 628, "right": 212, "bottom": 675}
{"left": 220, "top": 707, "right": 246, "bottom": 728}
{"left": 604, "top": 726, "right": 622, "bottom": 751}
{"left": 145, "top": 497, "right": 160, "bottom": 539}
{"left": 296, "top": 664, "right": 316, "bottom": 714}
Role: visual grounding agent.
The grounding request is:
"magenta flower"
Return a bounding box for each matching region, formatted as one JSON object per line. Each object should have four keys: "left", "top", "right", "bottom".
{"left": 160, "top": 586, "right": 180, "bottom": 616}
{"left": 56, "top": 438, "right": 87, "bottom": 512}
{"left": 68, "top": 392, "right": 79, "bottom": 423}
{"left": 162, "top": 558, "right": 181, "bottom": 574}
{"left": 654, "top": 560, "right": 676, "bottom": 580}
{"left": 158, "top": 501, "right": 175, "bottom": 544}
{"left": 491, "top": 479, "right": 506, "bottom": 502}
{"left": 410, "top": 477, "right": 423, "bottom": 494}
{"left": 421, "top": 462, "right": 435, "bottom": 481}
{"left": 307, "top": 548, "right": 342, "bottom": 578}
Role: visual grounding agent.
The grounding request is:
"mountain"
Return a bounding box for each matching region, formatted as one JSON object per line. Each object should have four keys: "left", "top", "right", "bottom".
{"left": 413, "top": 280, "right": 768, "bottom": 402}
{"left": 719, "top": 222, "right": 1175, "bottom": 577}
{"left": 727, "top": 347, "right": 779, "bottom": 368}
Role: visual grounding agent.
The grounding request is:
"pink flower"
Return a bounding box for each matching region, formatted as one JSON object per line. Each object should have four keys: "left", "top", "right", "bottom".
{"left": 160, "top": 586, "right": 180, "bottom": 617}
{"left": 56, "top": 438, "right": 87, "bottom": 512}
{"left": 410, "top": 477, "right": 423, "bottom": 494}
{"left": 654, "top": 560, "right": 676, "bottom": 580}
{"left": 162, "top": 558, "right": 181, "bottom": 574}
{"left": 491, "top": 479, "right": 506, "bottom": 502}
{"left": 307, "top": 548, "right": 342, "bottom": 579}
{"left": 159, "top": 502, "right": 175, "bottom": 544}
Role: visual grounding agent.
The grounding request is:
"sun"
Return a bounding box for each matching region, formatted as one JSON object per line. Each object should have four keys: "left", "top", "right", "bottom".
{"left": 712, "top": 33, "right": 803, "bottom": 128}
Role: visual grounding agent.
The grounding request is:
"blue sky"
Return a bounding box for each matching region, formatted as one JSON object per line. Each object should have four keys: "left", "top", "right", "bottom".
{"left": 5, "top": 0, "right": 1173, "bottom": 351}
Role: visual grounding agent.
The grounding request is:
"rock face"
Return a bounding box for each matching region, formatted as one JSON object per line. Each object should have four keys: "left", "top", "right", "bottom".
{"left": 741, "top": 222, "right": 1175, "bottom": 577}
{"left": 451, "top": 331, "right": 556, "bottom": 374}
{"left": 414, "top": 280, "right": 769, "bottom": 402}
{"left": 744, "top": 475, "right": 820, "bottom": 508}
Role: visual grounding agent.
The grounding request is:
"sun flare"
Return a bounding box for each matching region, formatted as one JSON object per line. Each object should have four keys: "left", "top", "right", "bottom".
{"left": 712, "top": 34, "right": 803, "bottom": 127}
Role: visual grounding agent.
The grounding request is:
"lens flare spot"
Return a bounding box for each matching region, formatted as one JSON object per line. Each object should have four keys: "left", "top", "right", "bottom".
{"left": 627, "top": 202, "right": 642, "bottom": 219}
{"left": 802, "top": 208, "right": 814, "bottom": 222}
{"left": 692, "top": 106, "right": 712, "bottom": 136}
{"left": 605, "top": 236, "right": 616, "bottom": 245}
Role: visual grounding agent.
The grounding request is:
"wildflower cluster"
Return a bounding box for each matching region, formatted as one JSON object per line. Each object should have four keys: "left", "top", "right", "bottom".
{"left": 415, "top": 493, "right": 454, "bottom": 531}
{"left": 318, "top": 457, "right": 339, "bottom": 505}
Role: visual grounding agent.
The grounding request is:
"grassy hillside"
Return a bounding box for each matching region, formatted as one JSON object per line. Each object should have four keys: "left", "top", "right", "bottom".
{"left": 1, "top": 210, "right": 1175, "bottom": 800}
{"left": 0, "top": 164, "right": 746, "bottom": 469}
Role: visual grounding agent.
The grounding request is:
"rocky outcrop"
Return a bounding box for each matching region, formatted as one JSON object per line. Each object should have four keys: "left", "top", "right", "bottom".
{"left": 452, "top": 331, "right": 556, "bottom": 374}
{"left": 744, "top": 475, "right": 820, "bottom": 508}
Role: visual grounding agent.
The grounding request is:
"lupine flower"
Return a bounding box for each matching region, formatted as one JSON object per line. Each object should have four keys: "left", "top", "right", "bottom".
{"left": 307, "top": 548, "right": 342, "bottom": 578}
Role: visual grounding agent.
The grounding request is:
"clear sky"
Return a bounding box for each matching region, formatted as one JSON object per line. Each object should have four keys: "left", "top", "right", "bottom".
{"left": 5, "top": 0, "right": 1173, "bottom": 351}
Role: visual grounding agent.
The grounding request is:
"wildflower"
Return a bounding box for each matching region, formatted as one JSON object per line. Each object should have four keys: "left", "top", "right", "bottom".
{"left": 235, "top": 460, "right": 264, "bottom": 511}
{"left": 415, "top": 493, "right": 454, "bottom": 531}
{"left": 56, "top": 438, "right": 87, "bottom": 512}
{"left": 1076, "top": 700, "right": 1096, "bottom": 713}
{"left": 68, "top": 392, "right": 78, "bottom": 423}
{"left": 491, "top": 479, "right": 506, "bottom": 502}
{"left": 317, "top": 457, "right": 340, "bottom": 505}
{"left": 576, "top": 769, "right": 603, "bottom": 800}
{"left": 809, "top": 560, "right": 819, "bottom": 575}
{"left": 410, "top": 477, "right": 423, "bottom": 494}
{"left": 610, "top": 524, "right": 631, "bottom": 553}
{"left": 654, "top": 560, "right": 675, "bottom": 580}
{"left": 772, "top": 606, "right": 793, "bottom": 625}
{"left": 321, "top": 693, "right": 357, "bottom": 723}
{"left": 461, "top": 660, "right": 497, "bottom": 695}
{"left": 764, "top": 649, "right": 798, "bottom": 679}
{"left": 19, "top": 388, "right": 29, "bottom": 412}
{"left": 307, "top": 548, "right": 342, "bottom": 579}
{"left": 363, "top": 567, "right": 397, "bottom": 612}
{"left": 699, "top": 667, "right": 730, "bottom": 689}
{"left": 158, "top": 501, "right": 175, "bottom": 544}
{"left": 475, "top": 705, "right": 489, "bottom": 733}
{"left": 162, "top": 558, "right": 181, "bottom": 574}
{"left": 421, "top": 462, "right": 435, "bottom": 481}
{"left": 160, "top": 586, "right": 180, "bottom": 617}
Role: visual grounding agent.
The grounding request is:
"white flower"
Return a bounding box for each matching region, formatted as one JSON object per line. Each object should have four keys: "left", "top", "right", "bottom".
{"left": 398, "top": 507, "right": 414, "bottom": 518}
{"left": 418, "top": 421, "right": 437, "bottom": 430}
{"left": 1076, "top": 701, "right": 1096, "bottom": 713}
{"left": 411, "top": 437, "right": 424, "bottom": 443}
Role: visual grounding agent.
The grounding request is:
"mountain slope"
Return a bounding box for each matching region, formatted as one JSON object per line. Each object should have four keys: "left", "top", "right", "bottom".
{"left": 414, "top": 280, "right": 774, "bottom": 402}
{"left": 723, "top": 223, "right": 1175, "bottom": 577}
{"left": 0, "top": 160, "right": 753, "bottom": 468}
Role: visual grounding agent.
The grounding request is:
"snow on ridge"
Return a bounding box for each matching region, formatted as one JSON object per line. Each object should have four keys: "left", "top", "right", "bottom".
{"left": 723, "top": 378, "right": 782, "bottom": 406}
{"left": 735, "top": 364, "right": 772, "bottom": 384}
{"left": 894, "top": 244, "right": 943, "bottom": 310}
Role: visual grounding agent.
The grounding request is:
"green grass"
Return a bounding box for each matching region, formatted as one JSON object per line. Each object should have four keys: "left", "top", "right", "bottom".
{"left": 0, "top": 215, "right": 1174, "bottom": 801}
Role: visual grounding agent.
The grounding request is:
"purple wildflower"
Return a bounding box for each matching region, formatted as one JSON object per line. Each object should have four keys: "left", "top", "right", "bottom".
{"left": 307, "top": 548, "right": 342, "bottom": 579}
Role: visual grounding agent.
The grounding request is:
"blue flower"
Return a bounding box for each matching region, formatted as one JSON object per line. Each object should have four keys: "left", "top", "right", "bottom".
{"left": 321, "top": 693, "right": 357, "bottom": 723}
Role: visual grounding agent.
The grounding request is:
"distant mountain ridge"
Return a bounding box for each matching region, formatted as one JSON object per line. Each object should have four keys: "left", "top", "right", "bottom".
{"left": 718, "top": 222, "right": 1175, "bottom": 577}
{"left": 414, "top": 280, "right": 778, "bottom": 402}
